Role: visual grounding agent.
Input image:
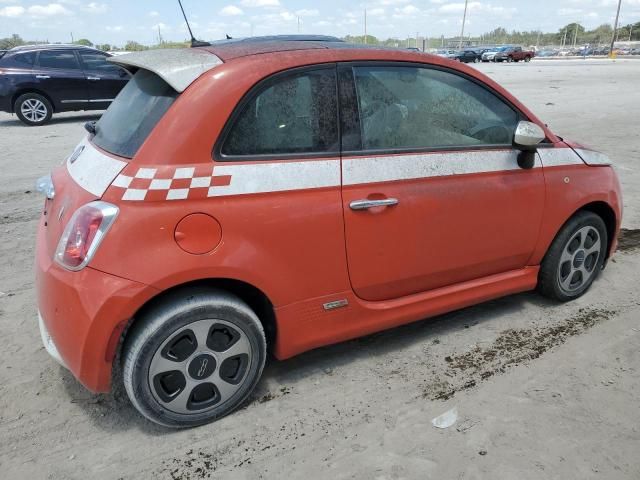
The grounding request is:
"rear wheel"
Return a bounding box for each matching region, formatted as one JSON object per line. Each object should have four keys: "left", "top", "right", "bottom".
{"left": 538, "top": 211, "right": 607, "bottom": 302}
{"left": 524, "top": 56, "right": 531, "bottom": 62}
{"left": 122, "top": 288, "right": 266, "bottom": 428}
{"left": 15, "top": 93, "right": 52, "bottom": 126}
{"left": 507, "top": 56, "right": 514, "bottom": 63}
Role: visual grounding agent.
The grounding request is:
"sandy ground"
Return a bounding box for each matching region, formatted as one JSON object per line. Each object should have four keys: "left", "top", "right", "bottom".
{"left": 0, "top": 58, "right": 639, "bottom": 479}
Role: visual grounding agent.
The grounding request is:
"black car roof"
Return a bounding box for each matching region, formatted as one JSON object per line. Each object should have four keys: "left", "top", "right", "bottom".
{"left": 8, "top": 44, "right": 99, "bottom": 53}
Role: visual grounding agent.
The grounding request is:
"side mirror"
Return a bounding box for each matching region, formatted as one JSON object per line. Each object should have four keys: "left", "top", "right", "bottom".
{"left": 513, "top": 120, "right": 545, "bottom": 169}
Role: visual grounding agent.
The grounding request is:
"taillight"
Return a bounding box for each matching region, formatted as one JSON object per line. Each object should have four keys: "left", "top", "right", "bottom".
{"left": 54, "top": 201, "right": 118, "bottom": 271}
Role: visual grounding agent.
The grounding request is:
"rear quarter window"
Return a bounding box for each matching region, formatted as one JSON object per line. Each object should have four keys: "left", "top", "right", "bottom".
{"left": 92, "top": 69, "right": 177, "bottom": 159}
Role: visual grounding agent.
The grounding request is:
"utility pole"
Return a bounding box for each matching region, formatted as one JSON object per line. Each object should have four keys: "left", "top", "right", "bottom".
{"left": 70, "top": 32, "right": 74, "bottom": 43}
{"left": 629, "top": 24, "right": 633, "bottom": 42}
{"left": 562, "top": 28, "right": 567, "bottom": 48}
{"left": 536, "top": 29, "right": 541, "bottom": 48}
{"left": 610, "top": 0, "right": 622, "bottom": 54}
{"left": 364, "top": 9, "right": 367, "bottom": 44}
{"left": 573, "top": 23, "right": 579, "bottom": 47}
{"left": 459, "top": 0, "right": 469, "bottom": 49}
{"left": 297, "top": 16, "right": 300, "bottom": 33}
{"left": 158, "top": 24, "right": 163, "bottom": 44}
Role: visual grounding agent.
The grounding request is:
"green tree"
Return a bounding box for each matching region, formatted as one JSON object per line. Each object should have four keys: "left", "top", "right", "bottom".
{"left": 124, "top": 40, "right": 147, "bottom": 51}
{"left": 74, "top": 38, "right": 93, "bottom": 47}
{"left": 0, "top": 34, "right": 25, "bottom": 49}
{"left": 95, "top": 43, "right": 111, "bottom": 51}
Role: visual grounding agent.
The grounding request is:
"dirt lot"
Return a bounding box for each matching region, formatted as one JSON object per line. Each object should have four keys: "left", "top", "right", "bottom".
{"left": 1, "top": 58, "right": 639, "bottom": 479}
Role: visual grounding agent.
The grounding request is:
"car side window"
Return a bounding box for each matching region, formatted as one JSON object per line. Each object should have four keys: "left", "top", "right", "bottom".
{"left": 37, "top": 50, "right": 81, "bottom": 70}
{"left": 221, "top": 67, "right": 338, "bottom": 157}
{"left": 14, "top": 52, "right": 36, "bottom": 66}
{"left": 79, "top": 51, "right": 121, "bottom": 73}
{"left": 352, "top": 65, "right": 518, "bottom": 151}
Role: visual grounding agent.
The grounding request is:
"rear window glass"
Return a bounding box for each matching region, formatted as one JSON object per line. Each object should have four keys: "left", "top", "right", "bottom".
{"left": 92, "top": 69, "right": 177, "bottom": 158}
{"left": 38, "top": 50, "right": 81, "bottom": 69}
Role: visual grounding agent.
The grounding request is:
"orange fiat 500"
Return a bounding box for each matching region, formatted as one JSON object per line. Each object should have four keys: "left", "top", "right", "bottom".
{"left": 35, "top": 36, "right": 622, "bottom": 427}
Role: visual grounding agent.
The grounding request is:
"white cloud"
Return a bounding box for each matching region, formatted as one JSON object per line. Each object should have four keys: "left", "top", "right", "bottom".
{"left": 0, "top": 5, "right": 24, "bottom": 17}
{"left": 151, "top": 22, "right": 171, "bottom": 31}
{"left": 220, "top": 5, "right": 244, "bottom": 16}
{"left": 397, "top": 4, "right": 419, "bottom": 14}
{"left": 106, "top": 25, "right": 123, "bottom": 32}
{"left": 27, "top": 3, "right": 72, "bottom": 17}
{"left": 240, "top": 0, "right": 280, "bottom": 7}
{"left": 280, "top": 11, "right": 295, "bottom": 21}
{"left": 369, "top": 7, "right": 386, "bottom": 16}
{"left": 295, "top": 9, "right": 319, "bottom": 17}
{"left": 149, "top": 10, "right": 159, "bottom": 17}
{"left": 558, "top": 7, "right": 582, "bottom": 15}
{"left": 83, "top": 2, "right": 107, "bottom": 13}
{"left": 439, "top": 1, "right": 480, "bottom": 13}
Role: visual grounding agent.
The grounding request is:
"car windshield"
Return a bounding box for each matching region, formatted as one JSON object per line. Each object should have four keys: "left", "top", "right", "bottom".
{"left": 92, "top": 69, "right": 177, "bottom": 159}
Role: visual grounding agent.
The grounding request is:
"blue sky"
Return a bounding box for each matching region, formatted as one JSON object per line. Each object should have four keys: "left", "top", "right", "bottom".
{"left": 1, "top": 0, "right": 639, "bottom": 45}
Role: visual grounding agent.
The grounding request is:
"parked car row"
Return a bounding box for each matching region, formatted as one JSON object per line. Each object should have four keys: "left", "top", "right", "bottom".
{"left": 537, "top": 46, "right": 640, "bottom": 57}
{"left": 433, "top": 46, "right": 535, "bottom": 63}
{"left": 0, "top": 44, "right": 130, "bottom": 125}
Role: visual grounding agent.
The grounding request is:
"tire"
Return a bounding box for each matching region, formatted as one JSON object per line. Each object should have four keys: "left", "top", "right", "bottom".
{"left": 122, "top": 288, "right": 267, "bottom": 428}
{"left": 507, "top": 56, "right": 513, "bottom": 63}
{"left": 524, "top": 56, "right": 531, "bottom": 62}
{"left": 474, "top": 57, "right": 480, "bottom": 63}
{"left": 14, "top": 92, "right": 53, "bottom": 126}
{"left": 538, "top": 211, "right": 608, "bottom": 302}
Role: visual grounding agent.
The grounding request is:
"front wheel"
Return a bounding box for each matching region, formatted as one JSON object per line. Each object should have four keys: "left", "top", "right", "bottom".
{"left": 524, "top": 56, "right": 531, "bottom": 62}
{"left": 507, "top": 56, "right": 513, "bottom": 63}
{"left": 15, "top": 93, "right": 53, "bottom": 126}
{"left": 538, "top": 211, "right": 608, "bottom": 302}
{"left": 122, "top": 288, "right": 267, "bottom": 428}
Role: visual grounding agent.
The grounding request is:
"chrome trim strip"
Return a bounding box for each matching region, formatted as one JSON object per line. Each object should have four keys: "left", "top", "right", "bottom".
{"left": 88, "top": 99, "right": 114, "bottom": 103}
{"left": 60, "top": 99, "right": 89, "bottom": 103}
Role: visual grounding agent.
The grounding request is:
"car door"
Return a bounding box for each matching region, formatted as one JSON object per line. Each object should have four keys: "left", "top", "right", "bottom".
{"left": 213, "top": 65, "right": 348, "bottom": 301}
{"left": 339, "top": 63, "right": 545, "bottom": 302}
{"left": 78, "top": 50, "right": 130, "bottom": 109}
{"left": 33, "top": 49, "right": 88, "bottom": 110}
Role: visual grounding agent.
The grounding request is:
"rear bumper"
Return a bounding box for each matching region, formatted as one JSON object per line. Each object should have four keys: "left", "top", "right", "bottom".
{"left": 38, "top": 310, "right": 67, "bottom": 368}
{"left": 36, "top": 219, "right": 159, "bottom": 392}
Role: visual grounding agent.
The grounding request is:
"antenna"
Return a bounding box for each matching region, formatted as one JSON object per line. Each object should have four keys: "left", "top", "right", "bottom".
{"left": 177, "top": 0, "right": 210, "bottom": 47}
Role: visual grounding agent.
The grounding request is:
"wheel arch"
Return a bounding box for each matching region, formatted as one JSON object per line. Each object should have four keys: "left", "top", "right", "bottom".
{"left": 12, "top": 88, "right": 56, "bottom": 113}
{"left": 113, "top": 278, "right": 277, "bottom": 371}
{"left": 543, "top": 200, "right": 618, "bottom": 263}
{"left": 576, "top": 201, "right": 617, "bottom": 258}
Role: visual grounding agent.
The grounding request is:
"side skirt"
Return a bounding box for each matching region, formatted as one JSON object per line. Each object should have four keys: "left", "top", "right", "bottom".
{"left": 273, "top": 266, "right": 539, "bottom": 359}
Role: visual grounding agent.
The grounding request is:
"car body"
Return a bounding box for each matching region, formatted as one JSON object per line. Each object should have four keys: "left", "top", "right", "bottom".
{"left": 481, "top": 47, "right": 507, "bottom": 62}
{"left": 0, "top": 44, "right": 130, "bottom": 125}
{"left": 35, "top": 37, "right": 622, "bottom": 427}
{"left": 494, "top": 46, "right": 534, "bottom": 62}
{"left": 435, "top": 49, "right": 456, "bottom": 58}
{"left": 452, "top": 49, "right": 482, "bottom": 63}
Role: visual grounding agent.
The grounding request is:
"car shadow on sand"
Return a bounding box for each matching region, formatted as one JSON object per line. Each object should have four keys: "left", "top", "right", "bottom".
{"left": 59, "top": 289, "right": 559, "bottom": 435}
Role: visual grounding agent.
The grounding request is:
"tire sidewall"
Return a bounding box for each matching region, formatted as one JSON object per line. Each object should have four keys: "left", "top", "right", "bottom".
{"left": 124, "top": 295, "right": 266, "bottom": 428}
{"left": 542, "top": 212, "right": 608, "bottom": 301}
{"left": 15, "top": 93, "right": 53, "bottom": 126}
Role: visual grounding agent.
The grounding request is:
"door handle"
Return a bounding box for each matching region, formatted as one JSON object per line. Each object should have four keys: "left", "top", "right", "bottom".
{"left": 349, "top": 198, "right": 399, "bottom": 210}
{"left": 35, "top": 75, "right": 50, "bottom": 79}
{"left": 86, "top": 76, "right": 100, "bottom": 81}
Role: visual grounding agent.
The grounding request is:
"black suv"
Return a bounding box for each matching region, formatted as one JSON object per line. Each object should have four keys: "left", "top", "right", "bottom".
{"left": 0, "top": 44, "right": 130, "bottom": 126}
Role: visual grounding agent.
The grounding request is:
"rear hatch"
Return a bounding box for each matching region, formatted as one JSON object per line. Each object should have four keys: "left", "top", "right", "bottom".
{"left": 41, "top": 69, "right": 179, "bottom": 257}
